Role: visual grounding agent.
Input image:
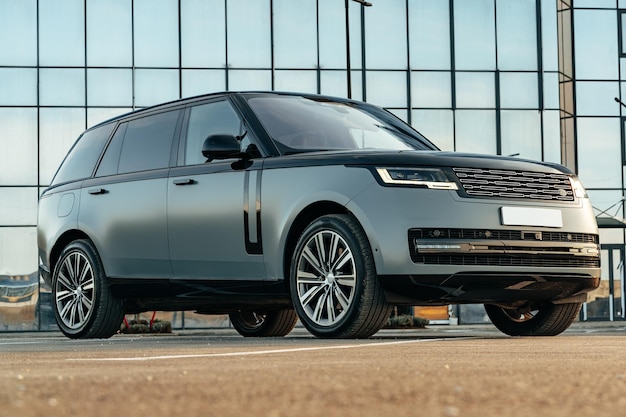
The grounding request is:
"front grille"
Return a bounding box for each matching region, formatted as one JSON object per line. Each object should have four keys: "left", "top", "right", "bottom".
{"left": 410, "top": 228, "right": 599, "bottom": 244}
{"left": 413, "top": 255, "right": 600, "bottom": 269}
{"left": 452, "top": 167, "right": 575, "bottom": 202}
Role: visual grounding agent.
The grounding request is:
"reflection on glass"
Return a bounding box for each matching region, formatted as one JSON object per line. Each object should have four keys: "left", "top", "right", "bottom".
{"left": 39, "top": 0, "right": 85, "bottom": 66}
{"left": 39, "top": 69, "right": 85, "bottom": 106}
{"left": 411, "top": 109, "right": 454, "bottom": 151}
{"left": 181, "top": 0, "right": 226, "bottom": 68}
{"left": 454, "top": 0, "right": 496, "bottom": 70}
{"left": 574, "top": 0, "right": 617, "bottom": 7}
{"left": 227, "top": 0, "right": 271, "bottom": 68}
{"left": 228, "top": 70, "right": 272, "bottom": 91}
{"left": 274, "top": 70, "right": 318, "bottom": 94}
{"left": 0, "top": 108, "right": 37, "bottom": 186}
{"left": 499, "top": 73, "right": 538, "bottom": 108}
{"left": 455, "top": 110, "right": 497, "bottom": 154}
{"left": 541, "top": 0, "right": 558, "bottom": 72}
{"left": 577, "top": 117, "right": 621, "bottom": 188}
{"left": 365, "top": 0, "right": 407, "bottom": 69}
{"left": 542, "top": 110, "right": 561, "bottom": 164}
{"left": 134, "top": 69, "right": 179, "bottom": 107}
{"left": 411, "top": 71, "right": 451, "bottom": 108}
{"left": 496, "top": 0, "right": 537, "bottom": 71}
{"left": 0, "top": 0, "right": 37, "bottom": 65}
{"left": 366, "top": 71, "right": 407, "bottom": 108}
{"left": 543, "top": 72, "right": 560, "bottom": 109}
{"left": 0, "top": 188, "right": 38, "bottom": 226}
{"left": 39, "top": 108, "right": 86, "bottom": 185}
{"left": 576, "top": 81, "right": 619, "bottom": 116}
{"left": 182, "top": 70, "right": 226, "bottom": 98}
{"left": 500, "top": 110, "right": 541, "bottom": 160}
{"left": 319, "top": 0, "right": 347, "bottom": 69}
{"left": 87, "top": 0, "right": 132, "bottom": 66}
{"left": 0, "top": 69, "right": 37, "bottom": 106}
{"left": 455, "top": 72, "right": 495, "bottom": 108}
{"left": 0, "top": 228, "right": 37, "bottom": 275}
{"left": 87, "top": 69, "right": 132, "bottom": 106}
{"left": 320, "top": 70, "right": 348, "bottom": 97}
{"left": 274, "top": 0, "right": 317, "bottom": 68}
{"left": 134, "top": 0, "right": 179, "bottom": 67}
{"left": 574, "top": 10, "right": 618, "bottom": 80}
{"left": 409, "top": 0, "right": 450, "bottom": 70}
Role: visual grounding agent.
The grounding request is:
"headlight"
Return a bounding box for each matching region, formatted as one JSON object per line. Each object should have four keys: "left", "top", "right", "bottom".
{"left": 376, "top": 167, "right": 458, "bottom": 190}
{"left": 569, "top": 176, "right": 587, "bottom": 198}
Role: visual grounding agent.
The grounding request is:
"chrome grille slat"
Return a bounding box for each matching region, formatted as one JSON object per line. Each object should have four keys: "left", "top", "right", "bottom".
{"left": 453, "top": 167, "right": 575, "bottom": 202}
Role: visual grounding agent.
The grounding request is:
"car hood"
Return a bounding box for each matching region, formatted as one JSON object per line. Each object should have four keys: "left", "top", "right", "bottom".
{"left": 262, "top": 149, "right": 574, "bottom": 175}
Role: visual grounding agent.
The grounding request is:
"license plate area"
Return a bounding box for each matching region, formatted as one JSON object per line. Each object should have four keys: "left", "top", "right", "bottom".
{"left": 500, "top": 206, "right": 563, "bottom": 228}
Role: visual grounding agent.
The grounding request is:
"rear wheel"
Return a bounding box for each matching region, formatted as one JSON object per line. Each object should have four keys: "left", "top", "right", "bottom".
{"left": 52, "top": 239, "right": 124, "bottom": 339}
{"left": 290, "top": 214, "right": 391, "bottom": 339}
{"left": 484, "top": 301, "right": 582, "bottom": 336}
{"left": 229, "top": 309, "right": 298, "bottom": 337}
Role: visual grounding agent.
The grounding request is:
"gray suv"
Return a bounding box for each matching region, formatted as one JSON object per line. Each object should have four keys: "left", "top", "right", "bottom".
{"left": 38, "top": 92, "right": 600, "bottom": 339}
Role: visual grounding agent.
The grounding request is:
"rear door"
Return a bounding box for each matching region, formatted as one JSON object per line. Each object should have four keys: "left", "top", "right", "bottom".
{"left": 167, "top": 98, "right": 266, "bottom": 281}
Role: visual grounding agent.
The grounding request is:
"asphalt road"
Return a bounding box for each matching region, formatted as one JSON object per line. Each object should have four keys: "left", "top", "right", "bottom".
{"left": 1, "top": 322, "right": 626, "bottom": 417}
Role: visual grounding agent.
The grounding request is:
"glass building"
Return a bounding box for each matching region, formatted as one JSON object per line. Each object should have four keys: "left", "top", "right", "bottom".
{"left": 1, "top": 0, "right": 625, "bottom": 330}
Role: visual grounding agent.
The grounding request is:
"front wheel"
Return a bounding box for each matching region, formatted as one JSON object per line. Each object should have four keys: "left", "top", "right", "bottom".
{"left": 484, "top": 301, "right": 582, "bottom": 336}
{"left": 52, "top": 239, "right": 124, "bottom": 339}
{"left": 229, "top": 309, "right": 298, "bottom": 337}
{"left": 290, "top": 214, "right": 391, "bottom": 339}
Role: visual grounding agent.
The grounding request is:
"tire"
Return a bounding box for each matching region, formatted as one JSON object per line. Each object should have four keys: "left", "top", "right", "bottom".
{"left": 229, "top": 309, "right": 298, "bottom": 337}
{"left": 484, "top": 301, "right": 582, "bottom": 336}
{"left": 289, "top": 214, "right": 391, "bottom": 339}
{"left": 52, "top": 239, "right": 124, "bottom": 339}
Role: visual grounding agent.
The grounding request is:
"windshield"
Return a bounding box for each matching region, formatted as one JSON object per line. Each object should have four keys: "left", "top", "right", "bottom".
{"left": 247, "top": 96, "right": 433, "bottom": 154}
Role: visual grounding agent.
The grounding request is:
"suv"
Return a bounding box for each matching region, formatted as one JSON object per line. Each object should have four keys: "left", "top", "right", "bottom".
{"left": 38, "top": 92, "right": 600, "bottom": 339}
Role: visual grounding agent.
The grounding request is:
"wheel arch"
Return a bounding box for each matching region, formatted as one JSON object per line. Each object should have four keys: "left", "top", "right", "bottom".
{"left": 49, "top": 229, "right": 93, "bottom": 277}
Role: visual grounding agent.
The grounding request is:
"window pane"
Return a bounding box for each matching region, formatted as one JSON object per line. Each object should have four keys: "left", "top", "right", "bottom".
{"left": 409, "top": 0, "right": 450, "bottom": 70}
{"left": 577, "top": 81, "right": 620, "bottom": 116}
{"left": 411, "top": 110, "right": 454, "bottom": 151}
{"left": 0, "top": 108, "right": 37, "bottom": 186}
{"left": 39, "top": 109, "right": 86, "bottom": 185}
{"left": 227, "top": 0, "right": 271, "bottom": 68}
{"left": 574, "top": 10, "right": 618, "bottom": 80}
{"left": 274, "top": 71, "right": 318, "bottom": 94}
{"left": 574, "top": 0, "right": 616, "bottom": 7}
{"left": 39, "top": 0, "right": 85, "bottom": 66}
{"left": 118, "top": 111, "right": 180, "bottom": 173}
{"left": 496, "top": 0, "right": 537, "bottom": 71}
{"left": 455, "top": 72, "right": 495, "bottom": 108}
{"left": 543, "top": 72, "right": 560, "bottom": 109}
{"left": 184, "top": 101, "right": 243, "bottom": 165}
{"left": 366, "top": 1, "right": 407, "bottom": 69}
{"left": 0, "top": 227, "right": 37, "bottom": 276}
{"left": 181, "top": 0, "right": 226, "bottom": 68}
{"left": 182, "top": 70, "right": 226, "bottom": 98}
{"left": 319, "top": 0, "right": 347, "bottom": 69}
{"left": 87, "top": 108, "right": 131, "bottom": 129}
{"left": 320, "top": 70, "right": 348, "bottom": 97}
{"left": 0, "top": 0, "right": 37, "bottom": 65}
{"left": 454, "top": 0, "right": 496, "bottom": 70}
{"left": 87, "top": 0, "right": 132, "bottom": 66}
{"left": 541, "top": 0, "right": 558, "bottom": 72}
{"left": 411, "top": 71, "right": 451, "bottom": 108}
{"left": 87, "top": 69, "right": 133, "bottom": 106}
{"left": 52, "top": 123, "right": 116, "bottom": 185}
{"left": 499, "top": 72, "right": 538, "bottom": 109}
{"left": 134, "top": 0, "right": 179, "bottom": 67}
{"left": 0, "top": 68, "right": 37, "bottom": 106}
{"left": 577, "top": 117, "right": 621, "bottom": 188}
{"left": 542, "top": 110, "right": 561, "bottom": 164}
{"left": 228, "top": 70, "right": 272, "bottom": 91}
{"left": 134, "top": 69, "right": 179, "bottom": 107}
{"left": 455, "top": 110, "right": 497, "bottom": 154}
{"left": 0, "top": 188, "right": 38, "bottom": 225}
{"left": 500, "top": 110, "right": 542, "bottom": 160}
{"left": 274, "top": 0, "right": 317, "bottom": 68}
{"left": 39, "top": 69, "right": 86, "bottom": 106}
{"left": 366, "top": 71, "right": 407, "bottom": 108}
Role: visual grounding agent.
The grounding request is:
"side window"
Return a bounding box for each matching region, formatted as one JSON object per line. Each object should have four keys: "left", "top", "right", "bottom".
{"left": 184, "top": 100, "right": 244, "bottom": 165}
{"left": 95, "top": 110, "right": 180, "bottom": 176}
{"left": 51, "top": 122, "right": 116, "bottom": 185}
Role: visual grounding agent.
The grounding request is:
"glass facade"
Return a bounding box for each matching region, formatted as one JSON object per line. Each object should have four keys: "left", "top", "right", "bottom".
{"left": 0, "top": 0, "right": 624, "bottom": 329}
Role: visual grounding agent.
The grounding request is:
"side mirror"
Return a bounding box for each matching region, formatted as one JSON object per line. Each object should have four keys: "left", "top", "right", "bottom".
{"left": 202, "top": 134, "right": 243, "bottom": 161}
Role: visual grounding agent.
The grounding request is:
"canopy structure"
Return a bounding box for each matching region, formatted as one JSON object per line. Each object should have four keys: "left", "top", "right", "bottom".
{"left": 595, "top": 198, "right": 626, "bottom": 228}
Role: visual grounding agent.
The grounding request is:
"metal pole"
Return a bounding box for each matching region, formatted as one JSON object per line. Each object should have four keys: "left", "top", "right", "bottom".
{"left": 345, "top": 0, "right": 352, "bottom": 99}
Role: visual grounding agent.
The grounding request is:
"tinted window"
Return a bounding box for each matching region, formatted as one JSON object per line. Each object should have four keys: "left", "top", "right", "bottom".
{"left": 116, "top": 110, "right": 179, "bottom": 174}
{"left": 51, "top": 122, "right": 115, "bottom": 185}
{"left": 184, "top": 100, "right": 243, "bottom": 165}
{"left": 95, "top": 123, "right": 126, "bottom": 177}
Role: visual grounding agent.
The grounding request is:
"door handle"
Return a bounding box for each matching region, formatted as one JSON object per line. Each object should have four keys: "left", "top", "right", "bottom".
{"left": 173, "top": 178, "right": 195, "bottom": 186}
{"left": 88, "top": 188, "right": 107, "bottom": 195}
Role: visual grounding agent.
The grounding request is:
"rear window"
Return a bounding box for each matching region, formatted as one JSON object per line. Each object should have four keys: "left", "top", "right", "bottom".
{"left": 51, "top": 123, "right": 116, "bottom": 186}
